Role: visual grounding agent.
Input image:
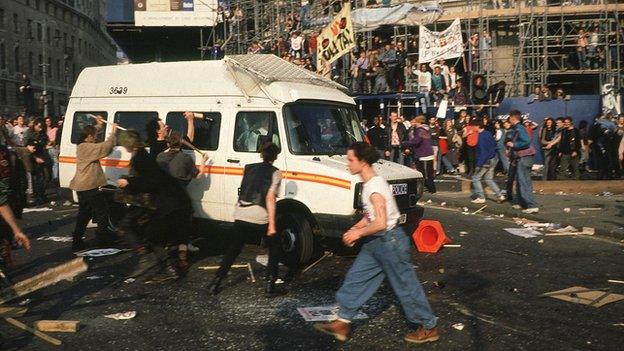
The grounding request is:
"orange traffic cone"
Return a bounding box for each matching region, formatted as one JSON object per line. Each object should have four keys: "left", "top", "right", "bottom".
{"left": 412, "top": 220, "right": 452, "bottom": 253}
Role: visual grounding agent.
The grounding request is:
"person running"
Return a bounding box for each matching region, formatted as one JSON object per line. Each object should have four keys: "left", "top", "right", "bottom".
{"left": 69, "top": 117, "right": 118, "bottom": 251}
{"left": 208, "top": 142, "right": 292, "bottom": 297}
{"left": 471, "top": 120, "right": 505, "bottom": 203}
{"left": 314, "top": 142, "right": 439, "bottom": 344}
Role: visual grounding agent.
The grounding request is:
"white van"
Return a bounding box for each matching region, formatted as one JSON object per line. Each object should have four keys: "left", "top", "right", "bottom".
{"left": 59, "top": 55, "right": 424, "bottom": 264}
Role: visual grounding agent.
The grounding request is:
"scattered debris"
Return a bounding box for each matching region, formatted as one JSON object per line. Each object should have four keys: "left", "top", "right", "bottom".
{"left": 607, "top": 279, "right": 624, "bottom": 285}
{"left": 541, "top": 286, "right": 624, "bottom": 308}
{"left": 462, "top": 207, "right": 469, "bottom": 212}
{"left": 0, "top": 258, "right": 87, "bottom": 305}
{"left": 297, "top": 306, "right": 367, "bottom": 322}
{"left": 550, "top": 225, "right": 578, "bottom": 233}
{"left": 598, "top": 191, "right": 613, "bottom": 197}
{"left": 459, "top": 231, "right": 468, "bottom": 236}
{"left": 544, "top": 227, "right": 595, "bottom": 237}
{"left": 302, "top": 252, "right": 332, "bottom": 274}
{"left": 433, "top": 281, "right": 445, "bottom": 289}
{"left": 443, "top": 244, "right": 461, "bottom": 248}
{"left": 255, "top": 255, "right": 283, "bottom": 267}
{"left": 504, "top": 228, "right": 543, "bottom": 238}
{"left": 104, "top": 311, "right": 136, "bottom": 320}
{"left": 198, "top": 263, "right": 255, "bottom": 283}
{"left": 438, "top": 268, "right": 445, "bottom": 274}
{"left": 504, "top": 249, "right": 528, "bottom": 257}
{"left": 578, "top": 207, "right": 602, "bottom": 211}
{"left": 452, "top": 323, "right": 465, "bottom": 331}
{"left": 563, "top": 208, "right": 571, "bottom": 213}
{"left": 86, "top": 276, "right": 103, "bottom": 280}
{"left": 440, "top": 202, "right": 446, "bottom": 207}
{"left": 472, "top": 205, "right": 487, "bottom": 215}
{"left": 538, "top": 239, "right": 544, "bottom": 244}
{"left": 497, "top": 214, "right": 504, "bottom": 218}
{"left": 22, "top": 207, "right": 53, "bottom": 213}
{"left": 36, "top": 236, "right": 73, "bottom": 243}
{"left": 49, "top": 201, "right": 56, "bottom": 206}
{"left": 124, "top": 278, "right": 135, "bottom": 284}
{"left": 484, "top": 216, "right": 494, "bottom": 221}
{"left": 426, "top": 199, "right": 432, "bottom": 204}
{"left": 555, "top": 191, "right": 566, "bottom": 195}
{"left": 613, "top": 323, "right": 624, "bottom": 327}
{"left": 62, "top": 201, "right": 72, "bottom": 206}
{"left": 4, "top": 317, "right": 62, "bottom": 345}
{"left": 35, "top": 320, "right": 79, "bottom": 333}
{"left": 18, "top": 298, "right": 31, "bottom": 306}
{"left": 509, "top": 288, "right": 519, "bottom": 293}
{"left": 75, "top": 249, "right": 123, "bottom": 257}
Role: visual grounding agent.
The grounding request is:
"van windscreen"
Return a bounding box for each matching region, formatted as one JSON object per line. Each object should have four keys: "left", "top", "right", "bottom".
{"left": 283, "top": 102, "right": 363, "bottom": 156}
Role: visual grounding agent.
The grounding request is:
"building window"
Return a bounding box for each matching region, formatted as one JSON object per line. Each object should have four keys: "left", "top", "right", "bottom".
{"left": 27, "top": 19, "right": 33, "bottom": 39}
{"left": 13, "top": 13, "right": 18, "bottom": 33}
{"left": 55, "top": 29, "right": 60, "bottom": 47}
{"left": 36, "top": 0, "right": 41, "bottom": 11}
{"left": 36, "top": 22, "right": 42, "bottom": 41}
{"left": 46, "top": 27, "right": 50, "bottom": 45}
{"left": 14, "top": 46, "right": 20, "bottom": 72}
{"left": 0, "top": 42, "right": 5, "bottom": 70}
{"left": 0, "top": 81, "right": 6, "bottom": 105}
{"left": 28, "top": 51, "right": 33, "bottom": 75}
{"left": 0, "top": 8, "right": 5, "bottom": 30}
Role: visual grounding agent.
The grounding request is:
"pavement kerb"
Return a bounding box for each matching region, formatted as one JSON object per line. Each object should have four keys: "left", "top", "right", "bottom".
{"left": 423, "top": 195, "right": 622, "bottom": 241}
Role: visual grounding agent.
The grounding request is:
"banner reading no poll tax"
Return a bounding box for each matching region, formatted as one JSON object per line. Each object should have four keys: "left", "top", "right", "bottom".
{"left": 317, "top": 5, "right": 355, "bottom": 72}
{"left": 418, "top": 18, "right": 463, "bottom": 63}
{"left": 134, "top": 0, "right": 218, "bottom": 27}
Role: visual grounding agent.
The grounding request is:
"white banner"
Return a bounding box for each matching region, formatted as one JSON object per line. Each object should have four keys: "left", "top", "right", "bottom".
{"left": 134, "top": 0, "right": 218, "bottom": 27}
{"left": 418, "top": 18, "right": 464, "bottom": 64}
{"left": 317, "top": 5, "right": 355, "bottom": 72}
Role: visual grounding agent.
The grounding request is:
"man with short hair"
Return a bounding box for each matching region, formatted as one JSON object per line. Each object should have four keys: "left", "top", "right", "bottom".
{"left": 366, "top": 116, "right": 386, "bottom": 155}
{"left": 557, "top": 117, "right": 581, "bottom": 180}
{"left": 506, "top": 110, "right": 539, "bottom": 214}
{"left": 384, "top": 111, "right": 406, "bottom": 165}
{"left": 416, "top": 64, "right": 432, "bottom": 114}
{"left": 472, "top": 120, "right": 505, "bottom": 203}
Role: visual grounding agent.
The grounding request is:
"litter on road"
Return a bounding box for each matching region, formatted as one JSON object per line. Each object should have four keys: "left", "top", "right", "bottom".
{"left": 104, "top": 311, "right": 137, "bottom": 320}
{"left": 35, "top": 320, "right": 79, "bottom": 333}
{"left": 297, "top": 306, "right": 367, "bottom": 322}
{"left": 75, "top": 249, "right": 124, "bottom": 257}
{"left": 4, "top": 317, "right": 62, "bottom": 346}
{"left": 541, "top": 286, "right": 624, "bottom": 308}
{"left": 22, "top": 207, "right": 53, "bottom": 213}
{"left": 452, "top": 323, "right": 465, "bottom": 331}
{"left": 504, "top": 228, "right": 543, "bottom": 238}
{"left": 607, "top": 279, "right": 624, "bottom": 284}
{"left": 443, "top": 244, "right": 461, "bottom": 248}
{"left": 36, "top": 236, "right": 73, "bottom": 243}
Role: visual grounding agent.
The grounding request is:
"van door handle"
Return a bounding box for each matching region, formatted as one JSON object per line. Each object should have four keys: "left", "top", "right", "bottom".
{"left": 227, "top": 159, "right": 240, "bottom": 164}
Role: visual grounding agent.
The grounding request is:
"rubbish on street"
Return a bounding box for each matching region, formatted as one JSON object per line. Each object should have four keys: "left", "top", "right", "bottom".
{"left": 302, "top": 251, "right": 332, "bottom": 274}
{"left": 440, "top": 202, "right": 446, "bottom": 207}
{"left": 124, "top": 278, "right": 135, "bottom": 284}
{"left": 452, "top": 323, "right": 465, "bottom": 331}
{"left": 22, "top": 207, "right": 53, "bottom": 213}
{"left": 523, "top": 223, "right": 559, "bottom": 229}
{"left": 504, "top": 249, "right": 528, "bottom": 257}
{"left": 607, "top": 279, "right": 624, "bottom": 284}
{"left": 0, "top": 306, "right": 28, "bottom": 318}
{"left": 613, "top": 323, "right": 624, "bottom": 327}
{"left": 472, "top": 205, "right": 487, "bottom": 215}
{"left": 198, "top": 263, "right": 255, "bottom": 283}
{"left": 297, "top": 306, "right": 367, "bottom": 322}
{"left": 563, "top": 208, "right": 571, "bottom": 213}
{"left": 555, "top": 191, "right": 566, "bottom": 195}
{"left": 104, "top": 311, "right": 137, "bottom": 320}
{"left": 503, "top": 228, "right": 543, "bottom": 238}
{"left": 433, "top": 281, "right": 445, "bottom": 288}
{"left": 75, "top": 249, "right": 123, "bottom": 257}
{"left": 578, "top": 208, "right": 602, "bottom": 211}
{"left": 443, "top": 244, "right": 461, "bottom": 248}
{"left": 4, "top": 317, "right": 62, "bottom": 345}
{"left": 62, "top": 201, "right": 72, "bottom": 206}
{"left": 0, "top": 258, "right": 87, "bottom": 305}
{"left": 18, "top": 298, "right": 31, "bottom": 306}
{"left": 462, "top": 207, "right": 469, "bottom": 212}
{"left": 426, "top": 199, "right": 432, "bottom": 204}
{"left": 544, "top": 227, "right": 595, "bottom": 236}
{"left": 35, "top": 320, "right": 79, "bottom": 333}
{"left": 549, "top": 225, "right": 578, "bottom": 233}
{"left": 86, "top": 276, "right": 103, "bottom": 280}
{"left": 541, "top": 286, "right": 624, "bottom": 308}
{"left": 538, "top": 239, "right": 544, "bottom": 244}
{"left": 36, "top": 236, "right": 73, "bottom": 243}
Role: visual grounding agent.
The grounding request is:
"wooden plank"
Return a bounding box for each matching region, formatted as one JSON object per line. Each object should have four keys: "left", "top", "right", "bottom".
{"left": 4, "top": 317, "right": 62, "bottom": 346}
{"left": 0, "top": 258, "right": 87, "bottom": 305}
{"left": 0, "top": 306, "right": 28, "bottom": 318}
{"left": 35, "top": 320, "right": 79, "bottom": 333}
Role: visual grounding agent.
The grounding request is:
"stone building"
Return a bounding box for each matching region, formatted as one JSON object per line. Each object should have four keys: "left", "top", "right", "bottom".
{"left": 0, "top": 0, "right": 117, "bottom": 117}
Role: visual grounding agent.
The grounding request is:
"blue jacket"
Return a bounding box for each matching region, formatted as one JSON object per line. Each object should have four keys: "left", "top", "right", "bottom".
{"left": 476, "top": 130, "right": 497, "bottom": 168}
{"left": 510, "top": 123, "right": 531, "bottom": 150}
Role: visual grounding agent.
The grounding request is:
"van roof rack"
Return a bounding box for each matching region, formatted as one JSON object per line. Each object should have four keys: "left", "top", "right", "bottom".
{"left": 223, "top": 55, "right": 349, "bottom": 93}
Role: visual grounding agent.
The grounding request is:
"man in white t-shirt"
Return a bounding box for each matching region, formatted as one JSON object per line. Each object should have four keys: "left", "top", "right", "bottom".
{"left": 11, "top": 115, "right": 30, "bottom": 147}
{"left": 314, "top": 142, "right": 439, "bottom": 345}
{"left": 290, "top": 31, "right": 304, "bottom": 58}
{"left": 415, "top": 64, "right": 432, "bottom": 114}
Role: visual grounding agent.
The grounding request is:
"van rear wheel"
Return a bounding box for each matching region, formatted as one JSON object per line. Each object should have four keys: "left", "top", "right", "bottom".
{"left": 278, "top": 212, "right": 314, "bottom": 266}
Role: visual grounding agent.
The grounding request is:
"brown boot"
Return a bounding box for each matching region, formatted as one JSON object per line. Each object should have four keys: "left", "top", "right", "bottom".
{"left": 404, "top": 327, "right": 439, "bottom": 344}
{"left": 313, "top": 320, "right": 351, "bottom": 342}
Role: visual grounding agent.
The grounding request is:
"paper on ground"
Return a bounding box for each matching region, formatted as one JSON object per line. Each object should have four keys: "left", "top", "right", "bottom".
{"left": 104, "top": 311, "right": 136, "bottom": 320}
{"left": 297, "top": 306, "right": 367, "bottom": 322}
{"left": 504, "top": 228, "right": 543, "bottom": 238}
{"left": 37, "top": 236, "right": 73, "bottom": 243}
{"left": 75, "top": 249, "right": 123, "bottom": 257}
{"left": 542, "top": 286, "right": 624, "bottom": 308}
{"left": 23, "top": 207, "right": 53, "bottom": 213}
{"left": 255, "top": 254, "right": 283, "bottom": 267}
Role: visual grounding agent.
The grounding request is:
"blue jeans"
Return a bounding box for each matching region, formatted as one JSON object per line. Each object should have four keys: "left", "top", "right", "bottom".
{"left": 497, "top": 147, "right": 509, "bottom": 173}
{"left": 437, "top": 151, "right": 454, "bottom": 173}
{"left": 418, "top": 90, "right": 430, "bottom": 114}
{"left": 336, "top": 227, "right": 437, "bottom": 329}
{"left": 387, "top": 146, "right": 405, "bottom": 165}
{"left": 515, "top": 156, "right": 538, "bottom": 208}
{"left": 472, "top": 156, "right": 502, "bottom": 199}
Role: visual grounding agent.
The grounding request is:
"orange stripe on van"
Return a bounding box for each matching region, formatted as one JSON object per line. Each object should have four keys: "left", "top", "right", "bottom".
{"left": 59, "top": 156, "right": 351, "bottom": 190}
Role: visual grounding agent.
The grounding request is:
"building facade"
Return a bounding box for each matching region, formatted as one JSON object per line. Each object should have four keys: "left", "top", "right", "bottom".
{"left": 0, "top": 0, "right": 117, "bottom": 117}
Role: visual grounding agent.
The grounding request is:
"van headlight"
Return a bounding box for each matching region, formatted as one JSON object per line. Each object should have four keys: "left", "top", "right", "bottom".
{"left": 353, "top": 182, "right": 363, "bottom": 209}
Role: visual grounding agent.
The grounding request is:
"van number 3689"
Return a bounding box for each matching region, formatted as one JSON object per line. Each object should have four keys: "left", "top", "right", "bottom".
{"left": 109, "top": 86, "right": 128, "bottom": 95}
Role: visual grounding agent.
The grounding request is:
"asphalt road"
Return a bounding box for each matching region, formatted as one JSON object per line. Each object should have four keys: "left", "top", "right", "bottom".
{"left": 1, "top": 203, "right": 623, "bottom": 351}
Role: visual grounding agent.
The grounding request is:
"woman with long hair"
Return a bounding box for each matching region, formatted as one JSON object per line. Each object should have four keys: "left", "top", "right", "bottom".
{"left": 539, "top": 117, "right": 557, "bottom": 180}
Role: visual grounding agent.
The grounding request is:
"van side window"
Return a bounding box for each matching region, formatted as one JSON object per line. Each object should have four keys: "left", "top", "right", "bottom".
{"left": 113, "top": 112, "right": 159, "bottom": 143}
{"left": 233, "top": 112, "right": 280, "bottom": 153}
{"left": 165, "top": 112, "right": 221, "bottom": 151}
{"left": 70, "top": 112, "right": 107, "bottom": 144}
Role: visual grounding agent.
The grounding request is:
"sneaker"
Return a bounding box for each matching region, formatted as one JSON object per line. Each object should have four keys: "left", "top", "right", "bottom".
{"left": 313, "top": 319, "right": 351, "bottom": 342}
{"left": 522, "top": 207, "right": 539, "bottom": 214}
{"left": 471, "top": 198, "right": 486, "bottom": 204}
{"left": 512, "top": 204, "right": 522, "bottom": 209}
{"left": 404, "top": 327, "right": 440, "bottom": 344}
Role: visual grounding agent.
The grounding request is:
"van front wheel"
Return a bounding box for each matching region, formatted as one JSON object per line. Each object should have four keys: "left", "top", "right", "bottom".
{"left": 277, "top": 212, "right": 314, "bottom": 266}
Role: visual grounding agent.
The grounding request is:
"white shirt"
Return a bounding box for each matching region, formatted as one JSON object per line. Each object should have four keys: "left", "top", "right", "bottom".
{"left": 291, "top": 36, "right": 303, "bottom": 51}
{"left": 12, "top": 125, "right": 30, "bottom": 146}
{"left": 362, "top": 175, "right": 400, "bottom": 232}
{"left": 416, "top": 71, "right": 432, "bottom": 91}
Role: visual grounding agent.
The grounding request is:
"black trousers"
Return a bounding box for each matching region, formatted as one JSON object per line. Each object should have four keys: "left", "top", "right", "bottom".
{"left": 506, "top": 160, "right": 517, "bottom": 201}
{"left": 465, "top": 146, "right": 477, "bottom": 176}
{"left": 416, "top": 159, "right": 436, "bottom": 193}
{"left": 216, "top": 220, "right": 283, "bottom": 279}
{"left": 72, "top": 188, "right": 111, "bottom": 242}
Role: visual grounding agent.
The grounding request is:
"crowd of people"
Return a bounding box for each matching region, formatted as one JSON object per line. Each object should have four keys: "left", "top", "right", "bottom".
{"left": 363, "top": 109, "right": 624, "bottom": 211}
